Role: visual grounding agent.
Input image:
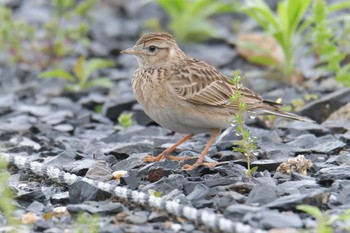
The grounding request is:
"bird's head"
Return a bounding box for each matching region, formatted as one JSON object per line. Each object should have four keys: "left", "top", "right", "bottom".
{"left": 121, "top": 32, "right": 186, "bottom": 67}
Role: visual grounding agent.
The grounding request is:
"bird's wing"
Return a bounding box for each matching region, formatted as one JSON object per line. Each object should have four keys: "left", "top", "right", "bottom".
{"left": 168, "top": 59, "right": 263, "bottom": 109}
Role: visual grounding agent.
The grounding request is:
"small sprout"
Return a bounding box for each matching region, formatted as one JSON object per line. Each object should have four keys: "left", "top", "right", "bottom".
{"left": 245, "top": 166, "right": 258, "bottom": 177}
{"left": 74, "top": 212, "right": 99, "bottom": 233}
{"left": 148, "top": 189, "right": 162, "bottom": 198}
{"left": 94, "top": 104, "right": 103, "bottom": 114}
{"left": 117, "top": 113, "right": 134, "bottom": 129}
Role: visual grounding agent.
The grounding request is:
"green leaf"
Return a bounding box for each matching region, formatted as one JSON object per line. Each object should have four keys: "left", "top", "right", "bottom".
{"left": 297, "top": 205, "right": 323, "bottom": 219}
{"left": 329, "top": 1, "right": 350, "bottom": 12}
{"left": 85, "top": 78, "right": 113, "bottom": 89}
{"left": 39, "top": 69, "right": 75, "bottom": 82}
{"left": 73, "top": 56, "right": 85, "bottom": 81}
{"left": 85, "top": 59, "right": 114, "bottom": 79}
{"left": 64, "top": 84, "right": 81, "bottom": 92}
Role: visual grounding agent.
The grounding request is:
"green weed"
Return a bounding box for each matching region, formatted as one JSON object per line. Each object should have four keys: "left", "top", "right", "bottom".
{"left": 0, "top": 0, "right": 96, "bottom": 70}
{"left": 148, "top": 0, "right": 233, "bottom": 42}
{"left": 0, "top": 154, "right": 19, "bottom": 232}
{"left": 297, "top": 205, "right": 350, "bottom": 233}
{"left": 229, "top": 71, "right": 258, "bottom": 177}
{"left": 241, "top": 0, "right": 312, "bottom": 82}
{"left": 40, "top": 56, "right": 114, "bottom": 92}
{"left": 306, "top": 0, "right": 350, "bottom": 86}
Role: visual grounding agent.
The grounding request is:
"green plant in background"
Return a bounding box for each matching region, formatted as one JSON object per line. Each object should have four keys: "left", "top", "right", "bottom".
{"left": 148, "top": 0, "right": 233, "bottom": 42}
{"left": 0, "top": 5, "right": 35, "bottom": 65}
{"left": 307, "top": 0, "right": 350, "bottom": 87}
{"left": 117, "top": 113, "right": 134, "bottom": 129}
{"left": 297, "top": 205, "right": 350, "bottom": 233}
{"left": 40, "top": 56, "right": 114, "bottom": 92}
{"left": 74, "top": 212, "right": 99, "bottom": 233}
{"left": 241, "top": 0, "right": 311, "bottom": 82}
{"left": 229, "top": 71, "right": 258, "bottom": 177}
{"left": 0, "top": 0, "right": 96, "bottom": 70}
{"left": 0, "top": 154, "right": 19, "bottom": 232}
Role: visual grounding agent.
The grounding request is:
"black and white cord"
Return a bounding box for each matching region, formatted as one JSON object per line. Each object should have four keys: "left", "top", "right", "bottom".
{"left": 1, "top": 152, "right": 265, "bottom": 233}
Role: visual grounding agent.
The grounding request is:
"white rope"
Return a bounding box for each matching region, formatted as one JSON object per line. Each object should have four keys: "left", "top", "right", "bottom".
{"left": 2, "top": 152, "right": 264, "bottom": 233}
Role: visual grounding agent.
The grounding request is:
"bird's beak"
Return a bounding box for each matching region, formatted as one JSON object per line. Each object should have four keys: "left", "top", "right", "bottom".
{"left": 120, "top": 47, "right": 142, "bottom": 55}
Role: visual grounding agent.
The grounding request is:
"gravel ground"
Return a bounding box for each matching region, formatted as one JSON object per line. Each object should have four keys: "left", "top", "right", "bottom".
{"left": 0, "top": 0, "right": 349, "bottom": 232}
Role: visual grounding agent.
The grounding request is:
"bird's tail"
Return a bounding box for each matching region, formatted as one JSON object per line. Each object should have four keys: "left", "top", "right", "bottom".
{"left": 261, "top": 100, "right": 314, "bottom": 122}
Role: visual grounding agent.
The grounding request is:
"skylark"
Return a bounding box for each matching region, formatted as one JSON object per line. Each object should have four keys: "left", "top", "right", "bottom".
{"left": 121, "top": 32, "right": 312, "bottom": 170}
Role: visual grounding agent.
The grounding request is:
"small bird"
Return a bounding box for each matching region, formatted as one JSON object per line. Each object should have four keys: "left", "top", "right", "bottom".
{"left": 121, "top": 32, "right": 311, "bottom": 170}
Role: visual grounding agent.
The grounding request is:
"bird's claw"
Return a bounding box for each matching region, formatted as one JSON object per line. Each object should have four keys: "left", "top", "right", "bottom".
{"left": 143, "top": 154, "right": 165, "bottom": 162}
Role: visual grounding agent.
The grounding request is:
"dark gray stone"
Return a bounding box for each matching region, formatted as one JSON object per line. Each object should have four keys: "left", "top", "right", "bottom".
{"left": 286, "top": 134, "right": 345, "bottom": 154}
{"left": 316, "top": 166, "right": 350, "bottom": 183}
{"left": 186, "top": 184, "right": 210, "bottom": 201}
{"left": 66, "top": 159, "right": 101, "bottom": 176}
{"left": 51, "top": 192, "right": 70, "bottom": 204}
{"left": 52, "top": 124, "right": 74, "bottom": 132}
{"left": 258, "top": 210, "right": 303, "bottom": 229}
{"left": 102, "top": 95, "right": 136, "bottom": 120}
{"left": 338, "top": 184, "right": 350, "bottom": 205}
{"left": 341, "top": 131, "right": 350, "bottom": 142}
{"left": 125, "top": 211, "right": 148, "bottom": 225}
{"left": 322, "top": 120, "right": 350, "bottom": 134}
{"left": 214, "top": 194, "right": 238, "bottom": 212}
{"left": 120, "top": 170, "right": 139, "bottom": 190}
{"left": 112, "top": 153, "right": 149, "bottom": 171}
{"left": 27, "top": 201, "right": 45, "bottom": 213}
{"left": 299, "top": 88, "right": 350, "bottom": 123}
{"left": 103, "top": 125, "right": 169, "bottom": 144}
{"left": 142, "top": 174, "right": 186, "bottom": 195}
{"left": 246, "top": 183, "right": 277, "bottom": 205}
{"left": 224, "top": 204, "right": 262, "bottom": 221}
{"left": 34, "top": 219, "right": 53, "bottom": 231}
{"left": 264, "top": 191, "right": 330, "bottom": 210}
{"left": 103, "top": 142, "right": 154, "bottom": 157}
{"left": 67, "top": 201, "right": 124, "bottom": 214}
{"left": 182, "top": 43, "right": 237, "bottom": 67}
{"left": 329, "top": 154, "right": 350, "bottom": 166}
{"left": 85, "top": 161, "right": 113, "bottom": 182}
{"left": 148, "top": 211, "right": 169, "bottom": 223}
{"left": 0, "top": 115, "right": 32, "bottom": 132}
{"left": 277, "top": 180, "right": 319, "bottom": 195}
{"left": 99, "top": 225, "right": 124, "bottom": 233}
{"left": 147, "top": 160, "right": 182, "bottom": 182}
{"left": 16, "top": 104, "right": 51, "bottom": 116}
{"left": 0, "top": 94, "right": 16, "bottom": 114}
{"left": 69, "top": 181, "right": 112, "bottom": 204}
{"left": 276, "top": 121, "right": 329, "bottom": 136}
{"left": 252, "top": 158, "right": 287, "bottom": 171}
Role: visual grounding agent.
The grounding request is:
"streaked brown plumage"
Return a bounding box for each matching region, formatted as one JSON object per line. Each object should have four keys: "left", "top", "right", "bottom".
{"left": 121, "top": 32, "right": 312, "bottom": 170}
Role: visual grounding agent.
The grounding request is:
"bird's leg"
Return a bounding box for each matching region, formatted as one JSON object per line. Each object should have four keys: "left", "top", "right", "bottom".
{"left": 143, "top": 134, "right": 193, "bottom": 162}
{"left": 182, "top": 129, "right": 221, "bottom": 170}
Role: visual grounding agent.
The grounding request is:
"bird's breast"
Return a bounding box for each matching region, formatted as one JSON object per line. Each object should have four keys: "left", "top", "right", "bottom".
{"left": 131, "top": 68, "right": 170, "bottom": 111}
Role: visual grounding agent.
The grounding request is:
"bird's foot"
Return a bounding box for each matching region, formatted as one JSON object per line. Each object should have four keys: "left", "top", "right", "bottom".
{"left": 165, "top": 155, "right": 193, "bottom": 161}
{"left": 181, "top": 161, "right": 225, "bottom": 170}
{"left": 143, "top": 154, "right": 165, "bottom": 162}
{"left": 143, "top": 154, "right": 193, "bottom": 163}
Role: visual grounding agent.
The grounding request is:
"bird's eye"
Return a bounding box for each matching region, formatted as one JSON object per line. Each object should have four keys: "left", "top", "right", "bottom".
{"left": 148, "top": 45, "right": 157, "bottom": 52}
